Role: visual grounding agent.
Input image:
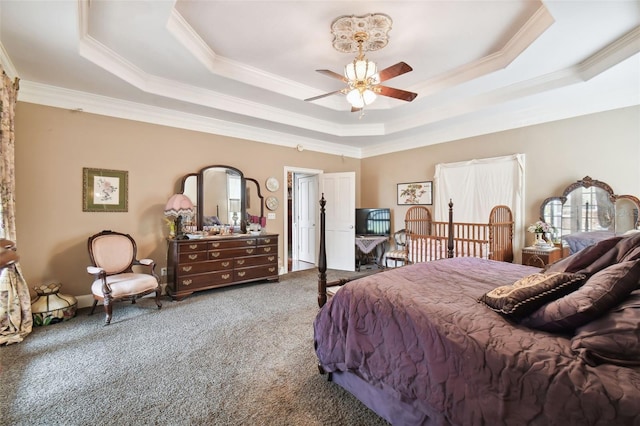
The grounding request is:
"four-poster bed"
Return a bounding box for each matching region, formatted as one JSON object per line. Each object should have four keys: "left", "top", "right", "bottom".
{"left": 314, "top": 195, "right": 640, "bottom": 425}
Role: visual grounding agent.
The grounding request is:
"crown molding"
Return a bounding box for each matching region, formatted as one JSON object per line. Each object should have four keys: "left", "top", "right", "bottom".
{"left": 17, "top": 80, "right": 364, "bottom": 158}
{"left": 411, "top": 4, "right": 555, "bottom": 96}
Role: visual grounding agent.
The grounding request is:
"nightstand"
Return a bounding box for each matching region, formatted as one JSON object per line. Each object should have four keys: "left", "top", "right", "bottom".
{"left": 522, "top": 246, "right": 563, "bottom": 268}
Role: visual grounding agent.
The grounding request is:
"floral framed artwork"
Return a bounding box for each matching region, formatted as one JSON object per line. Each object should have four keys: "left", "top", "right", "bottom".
{"left": 397, "top": 181, "right": 433, "bottom": 205}
{"left": 82, "top": 168, "right": 128, "bottom": 212}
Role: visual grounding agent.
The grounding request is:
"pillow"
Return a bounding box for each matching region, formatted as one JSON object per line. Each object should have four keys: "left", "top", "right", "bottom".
{"left": 571, "top": 290, "right": 640, "bottom": 366}
{"left": 544, "top": 235, "right": 623, "bottom": 274}
{"left": 521, "top": 259, "right": 640, "bottom": 333}
{"left": 478, "top": 272, "right": 586, "bottom": 318}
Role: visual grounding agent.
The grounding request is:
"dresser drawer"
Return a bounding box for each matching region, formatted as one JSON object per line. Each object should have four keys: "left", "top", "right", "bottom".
{"left": 178, "top": 251, "right": 209, "bottom": 263}
{"left": 176, "top": 271, "right": 234, "bottom": 290}
{"left": 256, "top": 245, "right": 276, "bottom": 255}
{"left": 176, "top": 259, "right": 233, "bottom": 276}
{"left": 208, "top": 238, "right": 257, "bottom": 250}
{"left": 179, "top": 242, "right": 209, "bottom": 253}
{"left": 234, "top": 254, "right": 277, "bottom": 268}
{"left": 211, "top": 247, "right": 261, "bottom": 258}
{"left": 257, "top": 236, "right": 276, "bottom": 246}
{"left": 235, "top": 265, "right": 278, "bottom": 281}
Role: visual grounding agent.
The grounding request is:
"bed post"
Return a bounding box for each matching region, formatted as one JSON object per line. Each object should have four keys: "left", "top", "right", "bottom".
{"left": 318, "top": 194, "right": 327, "bottom": 307}
{"left": 447, "top": 199, "right": 454, "bottom": 258}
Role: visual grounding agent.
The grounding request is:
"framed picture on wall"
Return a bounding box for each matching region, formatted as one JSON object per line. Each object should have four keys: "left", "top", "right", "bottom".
{"left": 82, "top": 167, "right": 128, "bottom": 212}
{"left": 397, "top": 181, "right": 433, "bottom": 205}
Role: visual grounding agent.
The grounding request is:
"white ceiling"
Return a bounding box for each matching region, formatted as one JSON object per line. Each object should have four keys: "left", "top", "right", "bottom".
{"left": 1, "top": 0, "right": 639, "bottom": 158}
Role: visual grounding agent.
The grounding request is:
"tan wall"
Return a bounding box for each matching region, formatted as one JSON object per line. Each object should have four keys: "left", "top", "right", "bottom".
{"left": 14, "top": 102, "right": 361, "bottom": 298}
{"left": 14, "top": 102, "right": 639, "bottom": 298}
{"left": 362, "top": 106, "right": 640, "bottom": 249}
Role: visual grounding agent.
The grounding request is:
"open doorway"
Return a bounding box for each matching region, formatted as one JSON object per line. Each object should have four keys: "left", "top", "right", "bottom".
{"left": 284, "top": 167, "right": 321, "bottom": 273}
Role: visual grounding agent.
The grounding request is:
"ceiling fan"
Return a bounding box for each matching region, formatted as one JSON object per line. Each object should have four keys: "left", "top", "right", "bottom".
{"left": 305, "top": 16, "right": 418, "bottom": 111}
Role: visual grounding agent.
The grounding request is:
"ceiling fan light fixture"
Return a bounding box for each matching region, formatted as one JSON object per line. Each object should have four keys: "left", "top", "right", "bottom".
{"left": 346, "top": 88, "right": 377, "bottom": 108}
{"left": 345, "top": 58, "right": 377, "bottom": 82}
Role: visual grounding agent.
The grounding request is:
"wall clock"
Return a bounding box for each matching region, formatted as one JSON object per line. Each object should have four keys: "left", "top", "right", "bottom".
{"left": 266, "top": 196, "right": 279, "bottom": 211}
{"left": 266, "top": 177, "right": 279, "bottom": 192}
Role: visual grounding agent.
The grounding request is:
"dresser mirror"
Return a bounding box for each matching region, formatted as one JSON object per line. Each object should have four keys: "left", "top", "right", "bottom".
{"left": 177, "top": 165, "right": 265, "bottom": 233}
{"left": 540, "top": 176, "right": 640, "bottom": 254}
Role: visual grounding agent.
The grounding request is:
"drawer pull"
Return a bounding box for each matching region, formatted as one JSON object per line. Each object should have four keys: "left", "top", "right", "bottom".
{"left": 263, "top": 247, "right": 271, "bottom": 252}
{"left": 189, "top": 244, "right": 198, "bottom": 250}
{"left": 264, "top": 238, "right": 271, "bottom": 243}
{"left": 211, "top": 242, "right": 220, "bottom": 248}
{"left": 246, "top": 240, "right": 255, "bottom": 245}
{"left": 222, "top": 274, "right": 230, "bottom": 279}
{"left": 182, "top": 266, "right": 192, "bottom": 272}
{"left": 222, "top": 261, "right": 230, "bottom": 267}
{"left": 237, "top": 259, "right": 245, "bottom": 265}
{"left": 182, "top": 279, "right": 192, "bottom": 286}
{"left": 268, "top": 256, "right": 275, "bottom": 262}
{"left": 268, "top": 267, "right": 276, "bottom": 273}
{"left": 211, "top": 252, "right": 220, "bottom": 258}
{"left": 245, "top": 249, "right": 254, "bottom": 254}
{"left": 188, "top": 254, "right": 198, "bottom": 260}
{"left": 238, "top": 271, "right": 246, "bottom": 277}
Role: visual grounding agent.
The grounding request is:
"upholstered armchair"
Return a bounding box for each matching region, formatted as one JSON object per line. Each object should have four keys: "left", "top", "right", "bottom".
{"left": 87, "top": 230, "right": 162, "bottom": 325}
{"left": 385, "top": 229, "right": 408, "bottom": 267}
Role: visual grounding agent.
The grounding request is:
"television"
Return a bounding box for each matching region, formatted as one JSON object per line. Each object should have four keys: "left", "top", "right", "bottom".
{"left": 355, "top": 208, "right": 391, "bottom": 237}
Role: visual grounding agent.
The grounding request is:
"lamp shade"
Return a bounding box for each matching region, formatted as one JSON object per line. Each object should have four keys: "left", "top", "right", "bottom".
{"left": 346, "top": 88, "right": 377, "bottom": 108}
{"left": 164, "top": 194, "right": 194, "bottom": 217}
{"left": 229, "top": 198, "right": 241, "bottom": 212}
{"left": 345, "top": 59, "right": 377, "bottom": 81}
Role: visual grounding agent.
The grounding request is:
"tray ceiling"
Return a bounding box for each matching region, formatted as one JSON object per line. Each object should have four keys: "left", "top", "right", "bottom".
{"left": 1, "top": 0, "right": 639, "bottom": 158}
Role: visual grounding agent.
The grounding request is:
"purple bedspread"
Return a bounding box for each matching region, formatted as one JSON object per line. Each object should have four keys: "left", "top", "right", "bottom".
{"left": 314, "top": 257, "right": 640, "bottom": 425}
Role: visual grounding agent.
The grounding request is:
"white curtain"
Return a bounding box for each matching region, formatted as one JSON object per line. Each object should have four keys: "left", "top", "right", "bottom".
{"left": 434, "top": 154, "right": 526, "bottom": 259}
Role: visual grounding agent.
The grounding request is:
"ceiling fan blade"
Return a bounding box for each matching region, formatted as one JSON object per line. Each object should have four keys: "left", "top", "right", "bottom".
{"left": 376, "top": 85, "right": 418, "bottom": 102}
{"left": 377, "top": 62, "right": 413, "bottom": 83}
{"left": 316, "top": 69, "right": 347, "bottom": 82}
{"left": 304, "top": 89, "right": 344, "bottom": 102}
{"left": 351, "top": 106, "right": 362, "bottom": 113}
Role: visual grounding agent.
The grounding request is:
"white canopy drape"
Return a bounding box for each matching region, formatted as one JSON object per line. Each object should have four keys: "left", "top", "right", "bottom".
{"left": 434, "top": 154, "right": 526, "bottom": 259}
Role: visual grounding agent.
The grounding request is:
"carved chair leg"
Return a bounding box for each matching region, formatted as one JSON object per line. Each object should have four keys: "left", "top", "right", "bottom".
{"left": 89, "top": 299, "right": 98, "bottom": 315}
{"left": 155, "top": 290, "right": 162, "bottom": 309}
{"left": 103, "top": 297, "right": 113, "bottom": 325}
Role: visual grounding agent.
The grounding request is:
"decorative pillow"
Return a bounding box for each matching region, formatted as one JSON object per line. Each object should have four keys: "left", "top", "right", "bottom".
{"left": 478, "top": 272, "right": 586, "bottom": 318}
{"left": 521, "top": 259, "right": 640, "bottom": 333}
{"left": 544, "top": 235, "right": 623, "bottom": 274}
{"left": 571, "top": 290, "right": 640, "bottom": 366}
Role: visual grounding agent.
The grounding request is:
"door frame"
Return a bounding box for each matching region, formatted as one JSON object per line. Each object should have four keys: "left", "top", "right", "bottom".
{"left": 283, "top": 166, "right": 323, "bottom": 273}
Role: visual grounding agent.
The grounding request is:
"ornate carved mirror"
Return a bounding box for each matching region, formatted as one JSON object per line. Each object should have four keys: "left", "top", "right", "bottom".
{"left": 540, "top": 176, "right": 640, "bottom": 254}
{"left": 176, "top": 165, "right": 265, "bottom": 233}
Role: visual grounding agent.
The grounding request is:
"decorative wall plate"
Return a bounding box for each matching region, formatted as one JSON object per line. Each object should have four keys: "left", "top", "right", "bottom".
{"left": 266, "top": 177, "right": 280, "bottom": 192}
{"left": 266, "top": 196, "right": 279, "bottom": 211}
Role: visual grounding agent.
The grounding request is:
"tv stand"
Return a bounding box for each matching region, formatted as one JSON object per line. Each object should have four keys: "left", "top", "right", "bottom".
{"left": 354, "top": 236, "right": 388, "bottom": 271}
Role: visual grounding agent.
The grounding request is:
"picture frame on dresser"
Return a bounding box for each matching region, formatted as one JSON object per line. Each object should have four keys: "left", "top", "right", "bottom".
{"left": 82, "top": 167, "right": 128, "bottom": 212}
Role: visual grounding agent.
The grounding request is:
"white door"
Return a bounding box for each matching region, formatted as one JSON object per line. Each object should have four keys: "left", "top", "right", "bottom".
{"left": 320, "top": 172, "right": 356, "bottom": 271}
{"left": 297, "top": 174, "right": 317, "bottom": 263}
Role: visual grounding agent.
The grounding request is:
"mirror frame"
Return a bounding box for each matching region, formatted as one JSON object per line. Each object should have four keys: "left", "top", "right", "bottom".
{"left": 540, "top": 176, "right": 640, "bottom": 239}
{"left": 177, "top": 165, "right": 266, "bottom": 233}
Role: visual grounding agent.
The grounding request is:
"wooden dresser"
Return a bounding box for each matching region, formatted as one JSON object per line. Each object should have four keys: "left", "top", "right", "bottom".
{"left": 166, "top": 234, "right": 279, "bottom": 300}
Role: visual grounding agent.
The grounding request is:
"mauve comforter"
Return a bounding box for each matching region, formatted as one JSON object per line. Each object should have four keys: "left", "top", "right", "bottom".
{"left": 314, "top": 257, "right": 640, "bottom": 425}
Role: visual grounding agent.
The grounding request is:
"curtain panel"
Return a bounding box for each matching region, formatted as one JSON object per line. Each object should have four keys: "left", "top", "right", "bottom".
{"left": 433, "top": 154, "right": 526, "bottom": 259}
{"left": 0, "top": 67, "right": 31, "bottom": 345}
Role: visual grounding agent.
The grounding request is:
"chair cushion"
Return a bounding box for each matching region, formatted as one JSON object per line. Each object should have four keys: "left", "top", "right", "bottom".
{"left": 91, "top": 273, "right": 159, "bottom": 298}
{"left": 386, "top": 249, "right": 408, "bottom": 259}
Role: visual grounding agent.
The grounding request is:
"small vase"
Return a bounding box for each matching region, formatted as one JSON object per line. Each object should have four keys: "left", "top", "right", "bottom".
{"left": 534, "top": 232, "right": 548, "bottom": 247}
{"left": 31, "top": 283, "right": 77, "bottom": 326}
